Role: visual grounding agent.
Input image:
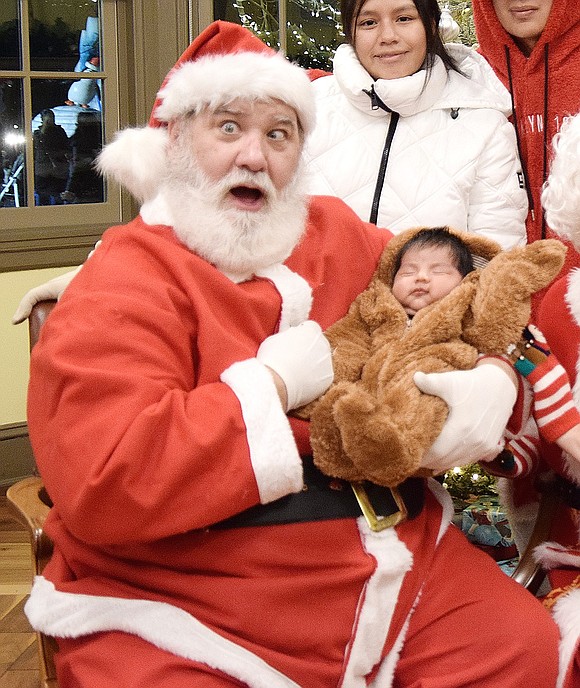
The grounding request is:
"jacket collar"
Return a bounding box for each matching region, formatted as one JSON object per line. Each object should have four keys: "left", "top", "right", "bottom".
{"left": 332, "top": 43, "right": 446, "bottom": 117}
{"left": 332, "top": 42, "right": 511, "bottom": 118}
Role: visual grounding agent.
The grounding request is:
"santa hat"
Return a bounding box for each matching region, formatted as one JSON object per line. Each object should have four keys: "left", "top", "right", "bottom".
{"left": 97, "top": 21, "right": 315, "bottom": 203}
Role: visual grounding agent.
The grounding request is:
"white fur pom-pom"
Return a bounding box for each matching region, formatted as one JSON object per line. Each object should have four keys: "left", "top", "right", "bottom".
{"left": 96, "top": 126, "right": 169, "bottom": 204}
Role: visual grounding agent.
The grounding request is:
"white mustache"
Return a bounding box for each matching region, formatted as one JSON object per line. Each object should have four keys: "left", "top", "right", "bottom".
{"left": 215, "top": 169, "right": 277, "bottom": 203}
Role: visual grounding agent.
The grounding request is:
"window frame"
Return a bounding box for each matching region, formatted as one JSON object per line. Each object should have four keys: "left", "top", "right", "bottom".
{"left": 0, "top": 0, "right": 191, "bottom": 272}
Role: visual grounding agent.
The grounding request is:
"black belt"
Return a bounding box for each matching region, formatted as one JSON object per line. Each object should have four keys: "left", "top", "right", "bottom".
{"left": 554, "top": 474, "right": 580, "bottom": 510}
{"left": 213, "top": 456, "right": 424, "bottom": 531}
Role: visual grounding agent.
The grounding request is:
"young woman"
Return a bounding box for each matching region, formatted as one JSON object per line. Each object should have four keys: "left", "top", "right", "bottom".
{"left": 304, "top": 0, "right": 527, "bottom": 249}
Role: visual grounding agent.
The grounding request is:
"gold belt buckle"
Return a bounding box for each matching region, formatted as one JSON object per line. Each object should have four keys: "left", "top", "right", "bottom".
{"left": 350, "top": 482, "right": 408, "bottom": 532}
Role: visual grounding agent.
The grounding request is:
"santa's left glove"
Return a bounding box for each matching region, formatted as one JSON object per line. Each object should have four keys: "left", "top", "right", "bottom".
{"left": 414, "top": 365, "right": 517, "bottom": 474}
{"left": 12, "top": 241, "right": 101, "bottom": 325}
{"left": 257, "top": 321, "right": 334, "bottom": 411}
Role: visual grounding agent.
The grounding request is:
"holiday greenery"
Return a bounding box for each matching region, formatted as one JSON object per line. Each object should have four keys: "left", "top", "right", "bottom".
{"left": 233, "top": 1, "right": 476, "bottom": 70}
{"left": 443, "top": 463, "right": 498, "bottom": 501}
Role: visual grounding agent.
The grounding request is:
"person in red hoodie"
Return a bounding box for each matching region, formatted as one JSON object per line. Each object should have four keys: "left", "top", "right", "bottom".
{"left": 472, "top": 0, "right": 580, "bottom": 316}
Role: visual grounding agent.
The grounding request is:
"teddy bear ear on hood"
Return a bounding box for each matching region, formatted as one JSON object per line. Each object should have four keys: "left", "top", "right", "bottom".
{"left": 374, "top": 225, "right": 502, "bottom": 286}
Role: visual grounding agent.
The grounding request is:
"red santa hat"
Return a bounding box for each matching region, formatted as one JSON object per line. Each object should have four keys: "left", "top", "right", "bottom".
{"left": 97, "top": 21, "right": 316, "bottom": 203}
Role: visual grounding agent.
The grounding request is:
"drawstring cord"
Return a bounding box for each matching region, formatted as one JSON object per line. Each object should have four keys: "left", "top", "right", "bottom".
{"left": 505, "top": 45, "right": 535, "bottom": 222}
{"left": 505, "top": 43, "right": 551, "bottom": 238}
{"left": 542, "top": 44, "right": 549, "bottom": 239}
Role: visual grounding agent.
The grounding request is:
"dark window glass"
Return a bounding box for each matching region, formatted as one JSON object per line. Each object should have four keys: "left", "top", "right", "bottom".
{"left": 31, "top": 79, "right": 103, "bottom": 206}
{"left": 29, "top": 1, "right": 101, "bottom": 73}
{"left": 0, "top": 1, "right": 21, "bottom": 71}
{"left": 0, "top": 78, "right": 27, "bottom": 207}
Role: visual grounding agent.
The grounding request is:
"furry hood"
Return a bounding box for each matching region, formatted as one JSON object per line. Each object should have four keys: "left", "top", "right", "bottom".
{"left": 373, "top": 225, "right": 502, "bottom": 288}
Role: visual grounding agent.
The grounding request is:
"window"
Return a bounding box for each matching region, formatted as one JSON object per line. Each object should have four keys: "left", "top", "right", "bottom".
{"left": 0, "top": 0, "right": 123, "bottom": 271}
{"left": 210, "top": 0, "right": 343, "bottom": 70}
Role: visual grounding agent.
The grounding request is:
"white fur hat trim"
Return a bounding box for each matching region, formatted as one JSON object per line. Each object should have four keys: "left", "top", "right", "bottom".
{"left": 154, "top": 52, "right": 316, "bottom": 135}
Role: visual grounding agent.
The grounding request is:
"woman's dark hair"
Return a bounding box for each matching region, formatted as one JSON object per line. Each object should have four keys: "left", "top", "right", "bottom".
{"left": 340, "top": 0, "right": 461, "bottom": 76}
{"left": 393, "top": 227, "right": 474, "bottom": 278}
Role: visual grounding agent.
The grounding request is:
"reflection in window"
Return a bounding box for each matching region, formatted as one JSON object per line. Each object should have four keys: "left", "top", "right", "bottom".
{"left": 0, "top": 79, "right": 27, "bottom": 207}
{"left": 29, "top": 1, "right": 100, "bottom": 73}
{"left": 0, "top": 1, "right": 104, "bottom": 208}
{"left": 31, "top": 78, "right": 103, "bottom": 205}
{"left": 32, "top": 107, "right": 69, "bottom": 205}
{"left": 61, "top": 109, "right": 103, "bottom": 204}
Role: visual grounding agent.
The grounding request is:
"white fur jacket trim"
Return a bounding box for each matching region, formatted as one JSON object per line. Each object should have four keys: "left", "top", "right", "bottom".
{"left": 551, "top": 588, "right": 580, "bottom": 688}
{"left": 25, "top": 512, "right": 427, "bottom": 688}
{"left": 220, "top": 357, "right": 303, "bottom": 504}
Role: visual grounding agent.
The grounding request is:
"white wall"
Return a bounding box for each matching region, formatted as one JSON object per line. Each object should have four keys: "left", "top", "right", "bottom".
{"left": 1, "top": 267, "right": 74, "bottom": 424}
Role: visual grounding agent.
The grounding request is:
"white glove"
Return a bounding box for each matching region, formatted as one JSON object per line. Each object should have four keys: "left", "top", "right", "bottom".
{"left": 414, "top": 365, "right": 518, "bottom": 473}
{"left": 11, "top": 266, "right": 81, "bottom": 324}
{"left": 12, "top": 241, "right": 102, "bottom": 325}
{"left": 257, "top": 321, "right": 334, "bottom": 411}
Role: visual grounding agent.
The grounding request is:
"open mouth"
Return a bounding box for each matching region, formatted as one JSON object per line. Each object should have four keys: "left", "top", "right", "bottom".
{"left": 229, "top": 186, "right": 265, "bottom": 210}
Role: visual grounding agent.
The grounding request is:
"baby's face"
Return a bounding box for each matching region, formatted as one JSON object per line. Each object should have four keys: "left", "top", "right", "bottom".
{"left": 392, "top": 245, "right": 464, "bottom": 316}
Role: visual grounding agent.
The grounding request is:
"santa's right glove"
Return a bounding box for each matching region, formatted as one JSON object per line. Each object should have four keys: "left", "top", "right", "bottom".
{"left": 256, "top": 321, "right": 334, "bottom": 412}
{"left": 12, "top": 241, "right": 101, "bottom": 324}
{"left": 509, "top": 325, "right": 580, "bottom": 443}
{"left": 12, "top": 266, "right": 81, "bottom": 324}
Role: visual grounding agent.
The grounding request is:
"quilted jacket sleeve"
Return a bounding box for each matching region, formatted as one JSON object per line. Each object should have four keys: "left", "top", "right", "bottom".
{"left": 467, "top": 114, "right": 528, "bottom": 250}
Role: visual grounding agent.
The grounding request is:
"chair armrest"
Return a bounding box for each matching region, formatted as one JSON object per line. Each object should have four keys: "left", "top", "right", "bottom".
{"left": 510, "top": 483, "right": 559, "bottom": 595}
{"left": 6, "top": 476, "right": 54, "bottom": 575}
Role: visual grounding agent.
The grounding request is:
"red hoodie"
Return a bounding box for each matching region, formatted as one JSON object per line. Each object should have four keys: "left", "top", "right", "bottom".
{"left": 473, "top": 0, "right": 580, "bottom": 314}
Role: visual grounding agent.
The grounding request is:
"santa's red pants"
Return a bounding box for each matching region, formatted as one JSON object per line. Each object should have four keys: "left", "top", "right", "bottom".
{"left": 54, "top": 525, "right": 559, "bottom": 688}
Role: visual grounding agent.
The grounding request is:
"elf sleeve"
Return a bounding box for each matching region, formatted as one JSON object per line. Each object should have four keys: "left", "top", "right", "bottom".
{"left": 509, "top": 326, "right": 580, "bottom": 442}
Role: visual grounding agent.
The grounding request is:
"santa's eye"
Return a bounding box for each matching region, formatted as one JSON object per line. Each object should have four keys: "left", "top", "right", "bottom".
{"left": 220, "top": 121, "right": 239, "bottom": 134}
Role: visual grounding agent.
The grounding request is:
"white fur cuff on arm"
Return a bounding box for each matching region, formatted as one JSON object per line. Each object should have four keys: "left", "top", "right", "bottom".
{"left": 220, "top": 358, "right": 303, "bottom": 503}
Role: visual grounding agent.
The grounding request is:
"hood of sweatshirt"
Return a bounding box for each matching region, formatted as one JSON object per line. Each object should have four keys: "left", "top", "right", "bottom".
{"left": 472, "top": 0, "right": 580, "bottom": 294}
{"left": 473, "top": 0, "right": 580, "bottom": 81}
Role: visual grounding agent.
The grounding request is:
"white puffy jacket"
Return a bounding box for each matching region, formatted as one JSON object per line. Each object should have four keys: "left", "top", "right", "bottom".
{"left": 304, "top": 43, "right": 527, "bottom": 249}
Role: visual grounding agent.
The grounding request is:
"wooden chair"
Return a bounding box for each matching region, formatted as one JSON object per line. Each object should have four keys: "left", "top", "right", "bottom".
{"left": 6, "top": 476, "right": 58, "bottom": 688}
{"left": 6, "top": 299, "right": 58, "bottom": 688}
{"left": 5, "top": 299, "right": 561, "bottom": 688}
{"left": 510, "top": 482, "right": 560, "bottom": 595}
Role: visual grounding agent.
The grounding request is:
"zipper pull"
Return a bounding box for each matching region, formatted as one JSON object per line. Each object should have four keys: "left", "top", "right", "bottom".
{"left": 363, "top": 85, "right": 381, "bottom": 110}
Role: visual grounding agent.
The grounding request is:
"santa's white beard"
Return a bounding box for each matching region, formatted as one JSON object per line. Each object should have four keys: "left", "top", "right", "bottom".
{"left": 162, "top": 150, "right": 308, "bottom": 276}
